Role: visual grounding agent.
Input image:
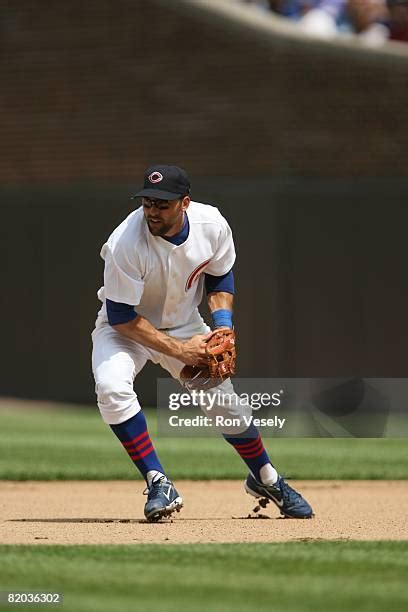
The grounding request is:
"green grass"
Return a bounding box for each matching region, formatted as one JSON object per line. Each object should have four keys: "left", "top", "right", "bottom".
{"left": 0, "top": 404, "right": 407, "bottom": 480}
{"left": 0, "top": 542, "right": 407, "bottom": 612}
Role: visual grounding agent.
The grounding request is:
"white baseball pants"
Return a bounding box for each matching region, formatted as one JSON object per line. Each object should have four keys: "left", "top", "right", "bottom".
{"left": 91, "top": 316, "right": 250, "bottom": 433}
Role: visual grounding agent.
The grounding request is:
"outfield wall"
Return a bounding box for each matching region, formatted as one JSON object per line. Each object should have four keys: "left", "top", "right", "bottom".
{"left": 3, "top": 179, "right": 408, "bottom": 404}
{"left": 1, "top": 0, "right": 408, "bottom": 404}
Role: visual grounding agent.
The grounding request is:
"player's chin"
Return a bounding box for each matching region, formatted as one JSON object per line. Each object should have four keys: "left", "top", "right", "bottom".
{"left": 147, "top": 221, "right": 165, "bottom": 235}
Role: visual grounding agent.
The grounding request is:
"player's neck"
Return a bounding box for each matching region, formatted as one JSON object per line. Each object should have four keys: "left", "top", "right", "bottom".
{"left": 164, "top": 212, "right": 186, "bottom": 238}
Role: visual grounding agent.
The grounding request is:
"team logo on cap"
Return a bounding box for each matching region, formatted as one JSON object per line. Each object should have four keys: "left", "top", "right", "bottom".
{"left": 148, "top": 171, "right": 163, "bottom": 184}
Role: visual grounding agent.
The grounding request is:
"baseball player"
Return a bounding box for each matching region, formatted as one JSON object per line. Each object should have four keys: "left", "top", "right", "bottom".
{"left": 92, "top": 164, "right": 313, "bottom": 521}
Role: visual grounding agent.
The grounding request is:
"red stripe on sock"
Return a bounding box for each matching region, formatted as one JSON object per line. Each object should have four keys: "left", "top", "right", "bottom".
{"left": 240, "top": 448, "right": 266, "bottom": 459}
{"left": 238, "top": 440, "right": 264, "bottom": 458}
{"left": 123, "top": 431, "right": 149, "bottom": 448}
{"left": 129, "top": 444, "right": 154, "bottom": 460}
{"left": 233, "top": 436, "right": 261, "bottom": 451}
{"left": 125, "top": 436, "right": 151, "bottom": 453}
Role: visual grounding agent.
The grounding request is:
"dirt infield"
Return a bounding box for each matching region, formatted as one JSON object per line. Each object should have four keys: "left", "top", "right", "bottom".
{"left": 1, "top": 480, "right": 407, "bottom": 544}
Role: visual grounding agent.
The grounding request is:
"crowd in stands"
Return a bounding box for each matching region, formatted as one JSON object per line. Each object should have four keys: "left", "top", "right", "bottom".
{"left": 240, "top": 0, "right": 408, "bottom": 46}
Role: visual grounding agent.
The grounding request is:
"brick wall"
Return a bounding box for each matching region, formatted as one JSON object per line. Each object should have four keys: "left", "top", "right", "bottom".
{"left": 1, "top": 0, "right": 408, "bottom": 184}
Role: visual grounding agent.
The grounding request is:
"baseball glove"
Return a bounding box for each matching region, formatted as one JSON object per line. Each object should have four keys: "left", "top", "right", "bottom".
{"left": 180, "top": 329, "right": 236, "bottom": 391}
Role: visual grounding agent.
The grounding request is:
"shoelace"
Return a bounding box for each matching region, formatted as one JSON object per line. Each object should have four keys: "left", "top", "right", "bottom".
{"left": 279, "top": 478, "right": 302, "bottom": 503}
{"left": 143, "top": 476, "right": 169, "bottom": 498}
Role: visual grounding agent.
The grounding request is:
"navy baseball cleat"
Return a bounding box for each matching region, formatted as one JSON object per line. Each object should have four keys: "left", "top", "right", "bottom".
{"left": 143, "top": 476, "right": 183, "bottom": 522}
{"left": 245, "top": 473, "right": 314, "bottom": 519}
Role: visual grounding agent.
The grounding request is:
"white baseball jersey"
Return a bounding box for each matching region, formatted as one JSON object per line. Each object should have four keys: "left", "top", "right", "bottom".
{"left": 96, "top": 201, "right": 236, "bottom": 329}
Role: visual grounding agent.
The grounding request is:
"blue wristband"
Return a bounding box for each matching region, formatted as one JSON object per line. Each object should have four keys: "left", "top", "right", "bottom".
{"left": 211, "top": 309, "right": 233, "bottom": 329}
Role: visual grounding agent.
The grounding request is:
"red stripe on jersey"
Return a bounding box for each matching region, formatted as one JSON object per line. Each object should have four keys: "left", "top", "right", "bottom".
{"left": 185, "top": 259, "right": 211, "bottom": 291}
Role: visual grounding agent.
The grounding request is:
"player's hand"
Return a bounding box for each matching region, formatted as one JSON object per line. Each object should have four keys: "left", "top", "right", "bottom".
{"left": 178, "top": 333, "right": 213, "bottom": 366}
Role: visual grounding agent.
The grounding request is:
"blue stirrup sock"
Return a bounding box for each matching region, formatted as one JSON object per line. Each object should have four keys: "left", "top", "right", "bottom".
{"left": 223, "top": 423, "right": 278, "bottom": 484}
{"left": 110, "top": 411, "right": 166, "bottom": 486}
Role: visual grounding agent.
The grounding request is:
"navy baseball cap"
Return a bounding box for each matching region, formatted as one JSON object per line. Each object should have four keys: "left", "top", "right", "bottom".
{"left": 132, "top": 165, "right": 191, "bottom": 200}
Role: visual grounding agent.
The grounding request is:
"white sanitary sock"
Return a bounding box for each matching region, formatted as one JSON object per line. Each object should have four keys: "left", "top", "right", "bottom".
{"left": 146, "top": 470, "right": 165, "bottom": 487}
{"left": 259, "top": 463, "right": 279, "bottom": 485}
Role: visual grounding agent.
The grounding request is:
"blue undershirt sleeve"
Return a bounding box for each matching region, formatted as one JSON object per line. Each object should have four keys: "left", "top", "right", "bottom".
{"left": 106, "top": 298, "right": 138, "bottom": 326}
{"left": 204, "top": 269, "right": 235, "bottom": 295}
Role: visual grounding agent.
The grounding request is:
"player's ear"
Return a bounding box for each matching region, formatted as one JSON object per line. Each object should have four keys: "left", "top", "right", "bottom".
{"left": 181, "top": 196, "right": 190, "bottom": 211}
